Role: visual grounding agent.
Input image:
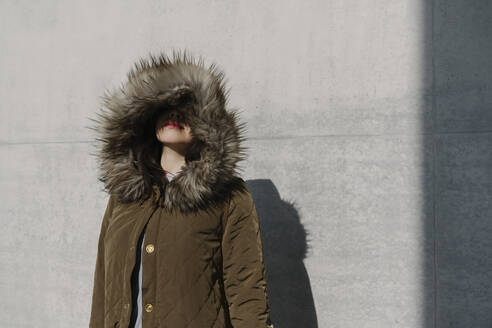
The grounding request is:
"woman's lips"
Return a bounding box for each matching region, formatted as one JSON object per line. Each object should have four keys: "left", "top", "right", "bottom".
{"left": 164, "top": 122, "right": 183, "bottom": 129}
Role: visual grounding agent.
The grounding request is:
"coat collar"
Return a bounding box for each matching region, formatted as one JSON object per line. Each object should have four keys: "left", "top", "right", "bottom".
{"left": 89, "top": 51, "right": 247, "bottom": 213}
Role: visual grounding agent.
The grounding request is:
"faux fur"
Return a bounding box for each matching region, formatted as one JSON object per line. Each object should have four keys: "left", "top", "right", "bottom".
{"left": 88, "top": 50, "right": 248, "bottom": 213}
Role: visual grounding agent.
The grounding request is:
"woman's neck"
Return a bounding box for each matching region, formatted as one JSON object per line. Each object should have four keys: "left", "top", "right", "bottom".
{"left": 160, "top": 144, "right": 186, "bottom": 174}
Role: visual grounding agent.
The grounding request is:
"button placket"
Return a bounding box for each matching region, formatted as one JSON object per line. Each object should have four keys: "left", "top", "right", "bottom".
{"left": 120, "top": 203, "right": 159, "bottom": 328}
{"left": 141, "top": 206, "right": 162, "bottom": 326}
{"left": 120, "top": 203, "right": 160, "bottom": 328}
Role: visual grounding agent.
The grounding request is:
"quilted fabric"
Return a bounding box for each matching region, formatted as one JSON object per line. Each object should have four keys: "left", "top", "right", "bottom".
{"left": 88, "top": 51, "right": 274, "bottom": 327}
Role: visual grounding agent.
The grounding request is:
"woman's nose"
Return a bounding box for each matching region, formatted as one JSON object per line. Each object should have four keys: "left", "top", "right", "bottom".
{"left": 169, "top": 110, "right": 181, "bottom": 121}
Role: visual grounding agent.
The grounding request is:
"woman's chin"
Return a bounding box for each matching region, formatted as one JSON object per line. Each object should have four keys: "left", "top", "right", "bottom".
{"left": 158, "top": 136, "right": 192, "bottom": 144}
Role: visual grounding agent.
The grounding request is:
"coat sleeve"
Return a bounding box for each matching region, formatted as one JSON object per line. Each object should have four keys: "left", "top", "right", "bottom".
{"left": 221, "top": 185, "right": 274, "bottom": 328}
{"left": 89, "top": 194, "right": 115, "bottom": 328}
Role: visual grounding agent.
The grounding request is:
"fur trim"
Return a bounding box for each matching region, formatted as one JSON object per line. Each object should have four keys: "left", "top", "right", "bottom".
{"left": 88, "top": 50, "right": 248, "bottom": 212}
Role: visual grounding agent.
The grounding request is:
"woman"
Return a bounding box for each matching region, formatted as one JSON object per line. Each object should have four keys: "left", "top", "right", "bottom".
{"left": 88, "top": 51, "right": 274, "bottom": 328}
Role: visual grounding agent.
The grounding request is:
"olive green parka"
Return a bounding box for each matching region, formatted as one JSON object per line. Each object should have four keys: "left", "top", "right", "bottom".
{"left": 88, "top": 51, "right": 274, "bottom": 328}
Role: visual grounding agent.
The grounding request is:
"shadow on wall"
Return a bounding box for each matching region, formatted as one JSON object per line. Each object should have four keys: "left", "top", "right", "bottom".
{"left": 425, "top": 1, "right": 492, "bottom": 327}
{"left": 246, "top": 179, "right": 318, "bottom": 328}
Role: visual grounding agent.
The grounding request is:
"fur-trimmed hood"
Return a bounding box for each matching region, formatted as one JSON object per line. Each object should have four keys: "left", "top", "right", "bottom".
{"left": 88, "top": 51, "right": 248, "bottom": 213}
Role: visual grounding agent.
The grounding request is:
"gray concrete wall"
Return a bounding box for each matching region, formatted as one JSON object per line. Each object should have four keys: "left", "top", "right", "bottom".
{"left": 1, "top": 1, "right": 491, "bottom": 327}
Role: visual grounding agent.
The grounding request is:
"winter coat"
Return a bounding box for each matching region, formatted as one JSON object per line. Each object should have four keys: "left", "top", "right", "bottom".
{"left": 88, "top": 51, "right": 274, "bottom": 328}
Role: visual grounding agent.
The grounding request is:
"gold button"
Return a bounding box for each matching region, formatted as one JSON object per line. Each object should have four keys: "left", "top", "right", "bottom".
{"left": 144, "top": 303, "right": 153, "bottom": 312}
{"left": 145, "top": 244, "right": 155, "bottom": 253}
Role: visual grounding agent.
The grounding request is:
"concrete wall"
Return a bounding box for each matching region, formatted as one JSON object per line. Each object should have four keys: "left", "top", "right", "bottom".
{"left": 1, "top": 1, "right": 491, "bottom": 327}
